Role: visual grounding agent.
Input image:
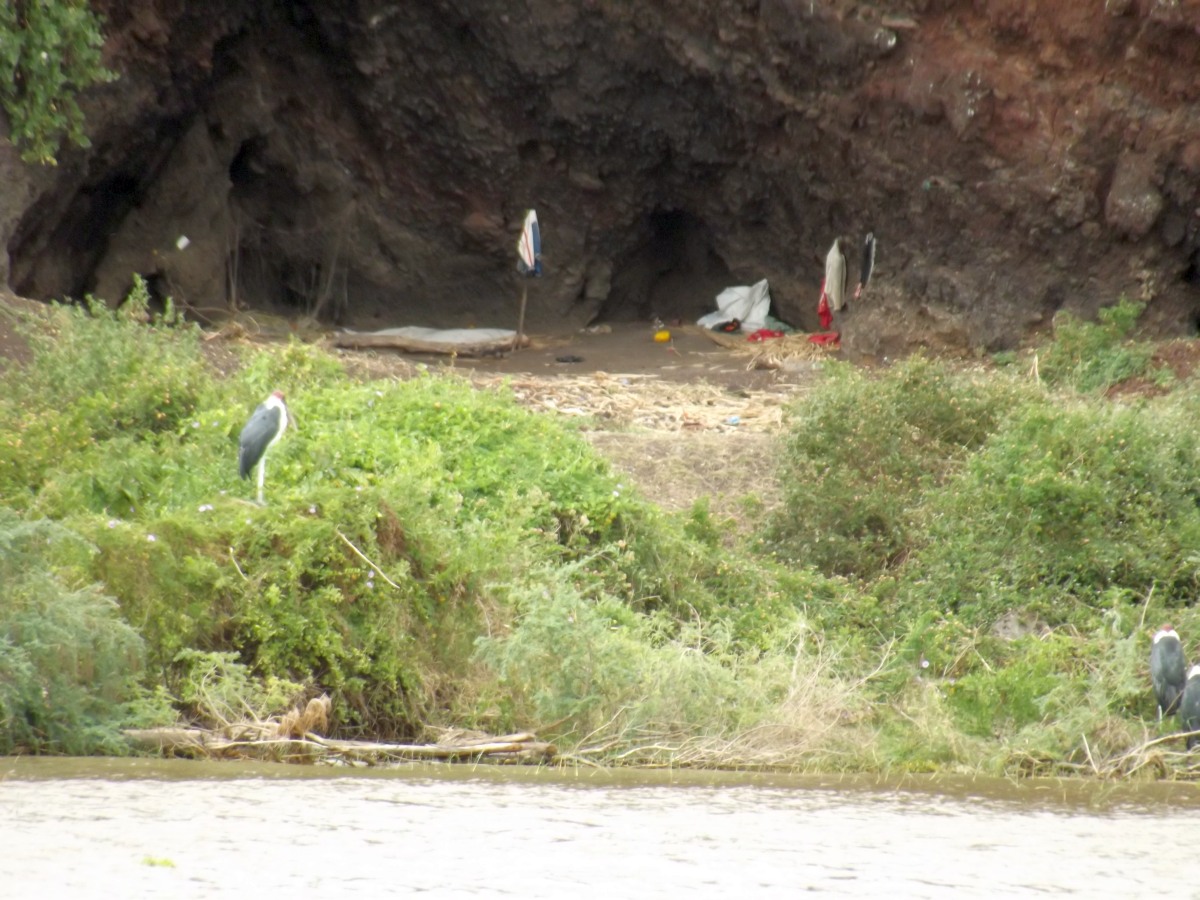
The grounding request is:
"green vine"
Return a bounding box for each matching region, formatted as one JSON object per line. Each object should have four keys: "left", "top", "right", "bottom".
{"left": 0, "top": 0, "right": 116, "bottom": 165}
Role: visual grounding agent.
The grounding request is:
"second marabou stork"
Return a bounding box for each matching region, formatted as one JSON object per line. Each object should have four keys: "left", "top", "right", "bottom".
{"left": 1150, "top": 624, "right": 1187, "bottom": 720}
{"left": 1181, "top": 665, "right": 1200, "bottom": 750}
{"left": 238, "top": 390, "right": 291, "bottom": 505}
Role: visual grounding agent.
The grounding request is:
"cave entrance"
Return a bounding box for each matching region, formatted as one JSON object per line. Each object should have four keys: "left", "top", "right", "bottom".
{"left": 598, "top": 208, "right": 731, "bottom": 323}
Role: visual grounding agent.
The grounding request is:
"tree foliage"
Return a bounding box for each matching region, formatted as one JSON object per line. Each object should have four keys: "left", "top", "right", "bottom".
{"left": 0, "top": 0, "right": 115, "bottom": 165}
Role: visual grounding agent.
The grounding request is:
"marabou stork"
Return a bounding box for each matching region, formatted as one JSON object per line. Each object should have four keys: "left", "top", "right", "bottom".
{"left": 1181, "top": 664, "right": 1200, "bottom": 750}
{"left": 1150, "top": 624, "right": 1187, "bottom": 720}
{"left": 238, "top": 390, "right": 291, "bottom": 505}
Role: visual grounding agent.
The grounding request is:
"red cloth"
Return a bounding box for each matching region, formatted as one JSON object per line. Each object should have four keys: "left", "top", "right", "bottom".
{"left": 817, "top": 290, "right": 833, "bottom": 330}
{"left": 747, "top": 329, "right": 785, "bottom": 342}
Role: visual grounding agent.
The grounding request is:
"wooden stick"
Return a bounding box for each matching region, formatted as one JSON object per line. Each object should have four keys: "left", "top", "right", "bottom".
{"left": 515, "top": 280, "right": 528, "bottom": 352}
{"left": 336, "top": 528, "right": 402, "bottom": 590}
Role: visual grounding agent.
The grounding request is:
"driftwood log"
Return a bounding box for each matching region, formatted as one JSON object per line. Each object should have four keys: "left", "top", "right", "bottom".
{"left": 331, "top": 326, "right": 530, "bottom": 356}
{"left": 123, "top": 727, "right": 556, "bottom": 766}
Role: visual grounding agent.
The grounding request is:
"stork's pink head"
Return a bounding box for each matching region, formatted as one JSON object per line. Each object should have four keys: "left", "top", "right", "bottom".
{"left": 271, "top": 390, "right": 286, "bottom": 401}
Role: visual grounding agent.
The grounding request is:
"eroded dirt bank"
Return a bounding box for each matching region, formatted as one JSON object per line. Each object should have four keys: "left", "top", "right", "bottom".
{"left": 2, "top": 0, "right": 1200, "bottom": 363}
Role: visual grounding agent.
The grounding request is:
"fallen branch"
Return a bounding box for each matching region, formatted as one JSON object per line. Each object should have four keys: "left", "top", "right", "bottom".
{"left": 124, "top": 726, "right": 556, "bottom": 766}
{"left": 336, "top": 528, "right": 403, "bottom": 590}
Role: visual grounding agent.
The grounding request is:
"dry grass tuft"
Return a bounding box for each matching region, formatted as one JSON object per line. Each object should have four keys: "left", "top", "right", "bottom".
{"left": 570, "top": 638, "right": 887, "bottom": 772}
{"left": 276, "top": 695, "right": 332, "bottom": 739}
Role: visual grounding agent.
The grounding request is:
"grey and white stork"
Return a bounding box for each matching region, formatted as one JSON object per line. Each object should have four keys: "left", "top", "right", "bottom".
{"left": 1150, "top": 624, "right": 1187, "bottom": 720}
{"left": 238, "top": 390, "right": 291, "bottom": 505}
{"left": 1180, "top": 664, "right": 1200, "bottom": 750}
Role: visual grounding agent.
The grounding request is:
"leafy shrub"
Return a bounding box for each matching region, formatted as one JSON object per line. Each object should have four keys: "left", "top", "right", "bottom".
{"left": 172, "top": 649, "right": 306, "bottom": 728}
{"left": 472, "top": 563, "right": 841, "bottom": 752}
{"left": 0, "top": 509, "right": 157, "bottom": 753}
{"left": 473, "top": 568, "right": 645, "bottom": 738}
{"left": 0, "top": 282, "right": 211, "bottom": 512}
{"left": 1039, "top": 296, "right": 1155, "bottom": 392}
{"left": 944, "top": 633, "right": 1074, "bottom": 738}
{"left": 902, "top": 394, "right": 1200, "bottom": 625}
{"left": 767, "top": 356, "right": 1029, "bottom": 578}
{"left": 0, "top": 0, "right": 116, "bottom": 164}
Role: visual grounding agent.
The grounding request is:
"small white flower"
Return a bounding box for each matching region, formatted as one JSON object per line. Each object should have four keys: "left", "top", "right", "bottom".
{"left": 198, "top": 504, "right": 214, "bottom": 513}
{"left": 192, "top": 421, "right": 200, "bottom": 429}
{"left": 309, "top": 505, "right": 317, "bottom": 514}
{"left": 107, "top": 519, "right": 119, "bottom": 529}
{"left": 147, "top": 534, "right": 157, "bottom": 542}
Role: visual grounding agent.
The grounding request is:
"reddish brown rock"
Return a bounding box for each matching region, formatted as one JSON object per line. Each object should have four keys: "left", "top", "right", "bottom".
{"left": 0, "top": 0, "right": 1197, "bottom": 357}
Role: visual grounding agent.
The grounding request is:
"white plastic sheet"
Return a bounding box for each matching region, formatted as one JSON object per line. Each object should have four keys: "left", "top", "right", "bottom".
{"left": 696, "top": 279, "right": 771, "bottom": 331}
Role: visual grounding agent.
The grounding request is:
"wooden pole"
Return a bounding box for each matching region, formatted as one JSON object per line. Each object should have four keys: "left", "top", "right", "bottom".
{"left": 515, "top": 279, "right": 528, "bottom": 352}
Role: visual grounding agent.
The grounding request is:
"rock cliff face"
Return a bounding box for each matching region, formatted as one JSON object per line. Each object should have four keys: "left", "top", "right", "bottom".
{"left": 3, "top": 0, "right": 1200, "bottom": 359}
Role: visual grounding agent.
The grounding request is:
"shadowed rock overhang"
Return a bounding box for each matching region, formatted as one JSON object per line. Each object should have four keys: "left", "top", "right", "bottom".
{"left": 3, "top": 0, "right": 1199, "bottom": 359}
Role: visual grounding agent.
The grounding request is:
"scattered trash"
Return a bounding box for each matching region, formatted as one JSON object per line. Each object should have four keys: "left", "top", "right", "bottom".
{"left": 555, "top": 354, "right": 585, "bottom": 364}
{"left": 653, "top": 330, "right": 672, "bottom": 343}
{"left": 580, "top": 323, "right": 612, "bottom": 334}
{"left": 714, "top": 319, "right": 742, "bottom": 333}
{"left": 726, "top": 415, "right": 741, "bottom": 426}
{"left": 747, "top": 328, "right": 785, "bottom": 342}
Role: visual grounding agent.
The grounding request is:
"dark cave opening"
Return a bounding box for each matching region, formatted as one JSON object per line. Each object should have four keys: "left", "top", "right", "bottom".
{"left": 597, "top": 208, "right": 731, "bottom": 323}
{"left": 8, "top": 114, "right": 189, "bottom": 303}
{"left": 11, "top": 170, "right": 146, "bottom": 300}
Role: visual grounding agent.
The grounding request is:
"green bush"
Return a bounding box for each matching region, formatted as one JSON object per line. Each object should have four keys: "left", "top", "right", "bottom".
{"left": 0, "top": 509, "right": 160, "bottom": 753}
{"left": 3, "top": 296, "right": 785, "bottom": 739}
{"left": 7, "top": 280, "right": 1197, "bottom": 775}
{"left": 172, "top": 649, "right": 306, "bottom": 728}
{"left": 471, "top": 561, "right": 832, "bottom": 750}
{"left": 1039, "top": 296, "right": 1156, "bottom": 392}
{"left": 767, "top": 356, "right": 1029, "bottom": 579}
{"left": 944, "top": 633, "right": 1073, "bottom": 738}
{"left": 0, "top": 285, "right": 211, "bottom": 513}
{"left": 0, "top": 0, "right": 116, "bottom": 165}
{"left": 902, "top": 394, "right": 1200, "bottom": 625}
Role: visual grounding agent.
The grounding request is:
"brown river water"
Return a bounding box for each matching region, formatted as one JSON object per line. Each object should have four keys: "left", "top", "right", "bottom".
{"left": 3, "top": 757, "right": 1200, "bottom": 898}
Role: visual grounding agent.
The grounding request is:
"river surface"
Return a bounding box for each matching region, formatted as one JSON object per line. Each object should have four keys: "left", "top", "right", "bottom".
{"left": 3, "top": 757, "right": 1200, "bottom": 898}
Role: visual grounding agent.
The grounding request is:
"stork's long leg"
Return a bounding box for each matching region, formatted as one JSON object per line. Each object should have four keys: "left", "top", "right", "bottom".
{"left": 257, "top": 455, "right": 267, "bottom": 505}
